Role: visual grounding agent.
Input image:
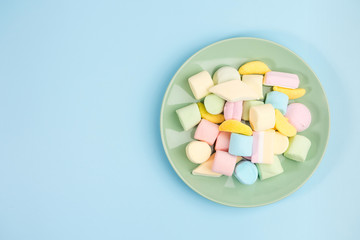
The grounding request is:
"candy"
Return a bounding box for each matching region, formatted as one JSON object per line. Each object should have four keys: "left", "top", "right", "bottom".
{"left": 215, "top": 131, "right": 231, "bottom": 151}
{"left": 204, "top": 94, "right": 225, "bottom": 115}
{"left": 265, "top": 91, "right": 289, "bottom": 115}
{"left": 188, "top": 71, "right": 214, "bottom": 99}
{"left": 263, "top": 71, "right": 300, "bottom": 89}
{"left": 256, "top": 155, "right": 284, "bottom": 180}
{"left": 241, "top": 75, "right": 264, "bottom": 99}
{"left": 192, "top": 153, "right": 222, "bottom": 177}
{"left": 219, "top": 120, "right": 253, "bottom": 136}
{"left": 213, "top": 66, "right": 241, "bottom": 84}
{"left": 229, "top": 133, "right": 253, "bottom": 157}
{"left": 284, "top": 135, "right": 311, "bottom": 162}
{"left": 285, "top": 103, "right": 312, "bottom": 132}
{"left": 274, "top": 109, "right": 297, "bottom": 137}
{"left": 212, "top": 151, "right": 237, "bottom": 176}
{"left": 224, "top": 100, "right": 243, "bottom": 121}
{"left": 273, "top": 86, "right": 306, "bottom": 99}
{"left": 186, "top": 141, "right": 212, "bottom": 164}
{"left": 194, "top": 119, "right": 219, "bottom": 145}
{"left": 242, "top": 100, "right": 264, "bottom": 121}
{"left": 176, "top": 103, "right": 201, "bottom": 131}
{"left": 251, "top": 130, "right": 275, "bottom": 164}
{"left": 234, "top": 161, "right": 258, "bottom": 185}
{"left": 209, "top": 80, "right": 258, "bottom": 102}
{"left": 273, "top": 132, "right": 289, "bottom": 154}
{"left": 197, "top": 102, "right": 224, "bottom": 124}
{"left": 238, "top": 61, "right": 271, "bottom": 75}
{"left": 249, "top": 104, "right": 275, "bottom": 131}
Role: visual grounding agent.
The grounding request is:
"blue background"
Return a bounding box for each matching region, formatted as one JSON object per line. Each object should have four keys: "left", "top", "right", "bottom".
{"left": 0, "top": 0, "right": 359, "bottom": 239}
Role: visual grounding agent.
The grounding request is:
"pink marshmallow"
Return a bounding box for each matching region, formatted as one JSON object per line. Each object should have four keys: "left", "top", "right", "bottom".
{"left": 285, "top": 103, "right": 311, "bottom": 132}
{"left": 264, "top": 71, "right": 299, "bottom": 89}
{"left": 212, "top": 151, "right": 237, "bottom": 176}
{"left": 224, "top": 100, "right": 243, "bottom": 121}
{"left": 194, "top": 119, "right": 219, "bottom": 145}
{"left": 215, "top": 131, "right": 231, "bottom": 151}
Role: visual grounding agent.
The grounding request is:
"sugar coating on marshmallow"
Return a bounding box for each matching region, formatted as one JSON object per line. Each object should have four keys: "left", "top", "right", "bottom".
{"left": 204, "top": 94, "right": 225, "bottom": 115}
{"left": 242, "top": 100, "right": 264, "bottom": 121}
{"left": 212, "top": 151, "right": 237, "bottom": 176}
{"left": 176, "top": 103, "right": 201, "bottom": 131}
{"left": 192, "top": 153, "right": 222, "bottom": 177}
{"left": 284, "top": 135, "right": 311, "bottom": 162}
{"left": 256, "top": 155, "right": 284, "bottom": 180}
{"left": 273, "top": 132, "right": 289, "bottom": 155}
{"left": 264, "top": 71, "right": 300, "bottom": 89}
{"left": 249, "top": 104, "right": 275, "bottom": 131}
{"left": 285, "top": 103, "right": 311, "bottom": 132}
{"left": 224, "top": 100, "right": 243, "bottom": 121}
{"left": 213, "top": 66, "right": 241, "bottom": 84}
{"left": 265, "top": 91, "right": 289, "bottom": 115}
{"left": 188, "top": 71, "right": 214, "bottom": 99}
{"left": 241, "top": 75, "right": 264, "bottom": 99}
{"left": 209, "top": 80, "right": 258, "bottom": 102}
{"left": 215, "top": 131, "right": 231, "bottom": 151}
{"left": 194, "top": 119, "right": 219, "bottom": 145}
{"left": 234, "top": 161, "right": 258, "bottom": 185}
{"left": 186, "top": 141, "right": 212, "bottom": 164}
{"left": 229, "top": 133, "right": 253, "bottom": 157}
{"left": 251, "top": 130, "right": 275, "bottom": 164}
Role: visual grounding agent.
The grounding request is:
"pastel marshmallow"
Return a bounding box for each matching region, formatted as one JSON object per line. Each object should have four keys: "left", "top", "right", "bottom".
{"left": 224, "top": 100, "right": 243, "bottom": 121}
{"left": 284, "top": 135, "right": 311, "bottom": 162}
{"left": 285, "top": 103, "right": 312, "bottom": 132}
{"left": 219, "top": 120, "right": 253, "bottom": 136}
{"left": 194, "top": 119, "right": 219, "bottom": 145}
{"left": 188, "top": 71, "right": 214, "bottom": 99}
{"left": 241, "top": 75, "right": 264, "bottom": 99}
{"left": 215, "top": 131, "right": 231, "bottom": 151}
{"left": 249, "top": 104, "right": 275, "bottom": 131}
{"left": 234, "top": 161, "right": 258, "bottom": 185}
{"left": 213, "top": 66, "right": 241, "bottom": 84}
{"left": 238, "top": 61, "right": 271, "bottom": 75}
{"left": 209, "top": 80, "right": 258, "bottom": 102}
{"left": 265, "top": 91, "right": 289, "bottom": 115}
{"left": 192, "top": 153, "right": 222, "bottom": 177}
{"left": 273, "top": 86, "right": 306, "bottom": 99}
{"left": 176, "top": 103, "right": 201, "bottom": 131}
{"left": 274, "top": 109, "right": 297, "bottom": 137}
{"left": 185, "top": 141, "right": 212, "bottom": 164}
{"left": 242, "top": 100, "right": 264, "bottom": 121}
{"left": 273, "top": 132, "right": 289, "bottom": 154}
{"left": 197, "top": 102, "right": 225, "bottom": 124}
{"left": 204, "top": 94, "right": 225, "bottom": 115}
{"left": 251, "top": 130, "right": 275, "bottom": 164}
{"left": 264, "top": 71, "right": 300, "bottom": 89}
{"left": 212, "top": 151, "right": 237, "bottom": 176}
{"left": 256, "top": 155, "right": 284, "bottom": 180}
{"left": 229, "top": 133, "right": 253, "bottom": 157}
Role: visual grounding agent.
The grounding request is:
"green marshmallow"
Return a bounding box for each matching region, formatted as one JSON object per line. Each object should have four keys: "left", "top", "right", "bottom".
{"left": 176, "top": 103, "right": 201, "bottom": 131}
{"left": 284, "top": 135, "right": 311, "bottom": 162}
{"left": 242, "top": 100, "right": 264, "bottom": 121}
{"left": 204, "top": 94, "right": 225, "bottom": 115}
{"left": 256, "top": 155, "right": 284, "bottom": 180}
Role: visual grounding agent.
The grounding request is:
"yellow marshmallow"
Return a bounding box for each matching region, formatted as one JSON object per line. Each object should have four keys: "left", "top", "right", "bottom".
{"left": 274, "top": 109, "right": 297, "bottom": 137}
{"left": 197, "top": 102, "right": 225, "bottom": 124}
{"left": 219, "top": 120, "right": 253, "bottom": 136}
{"left": 238, "top": 61, "right": 271, "bottom": 75}
{"left": 273, "top": 131, "right": 290, "bottom": 154}
{"left": 273, "top": 86, "right": 306, "bottom": 99}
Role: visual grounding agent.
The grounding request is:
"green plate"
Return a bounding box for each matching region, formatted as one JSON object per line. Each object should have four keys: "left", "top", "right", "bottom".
{"left": 160, "top": 37, "right": 330, "bottom": 207}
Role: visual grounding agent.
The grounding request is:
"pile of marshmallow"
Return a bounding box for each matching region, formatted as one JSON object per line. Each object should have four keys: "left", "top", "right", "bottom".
{"left": 176, "top": 61, "right": 312, "bottom": 184}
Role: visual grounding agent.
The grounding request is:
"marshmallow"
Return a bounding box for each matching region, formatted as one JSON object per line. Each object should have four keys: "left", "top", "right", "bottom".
{"left": 186, "top": 141, "right": 212, "bottom": 164}
{"left": 213, "top": 66, "right": 241, "bottom": 84}
{"left": 176, "top": 103, "right": 201, "bottom": 131}
{"left": 241, "top": 75, "right": 264, "bottom": 99}
{"left": 273, "top": 132, "right": 289, "bottom": 154}
{"left": 274, "top": 109, "right": 296, "bottom": 137}
{"left": 265, "top": 91, "right": 289, "bottom": 115}
{"left": 249, "top": 104, "right": 275, "bottom": 131}
{"left": 212, "top": 151, "right": 237, "bottom": 176}
{"left": 238, "top": 61, "right": 271, "bottom": 75}
{"left": 284, "top": 135, "right": 311, "bottom": 162}
{"left": 256, "top": 155, "right": 284, "bottom": 180}
{"left": 204, "top": 94, "right": 225, "bottom": 115}
{"left": 234, "top": 161, "right": 258, "bottom": 185}
{"left": 194, "top": 119, "right": 219, "bottom": 145}
{"left": 188, "top": 71, "right": 214, "bottom": 99}
{"left": 251, "top": 130, "right": 275, "bottom": 164}
{"left": 215, "top": 131, "right": 231, "bottom": 151}
{"left": 229, "top": 133, "right": 253, "bottom": 157}
{"left": 224, "top": 100, "right": 243, "bottom": 121}
{"left": 264, "top": 71, "right": 300, "bottom": 89}
{"left": 219, "top": 120, "right": 253, "bottom": 136}
{"left": 209, "top": 80, "right": 258, "bottom": 102}
{"left": 273, "top": 86, "right": 306, "bottom": 99}
{"left": 285, "top": 103, "right": 312, "bottom": 132}
{"left": 242, "top": 100, "right": 264, "bottom": 121}
{"left": 197, "top": 102, "right": 224, "bottom": 124}
{"left": 192, "top": 153, "right": 222, "bottom": 177}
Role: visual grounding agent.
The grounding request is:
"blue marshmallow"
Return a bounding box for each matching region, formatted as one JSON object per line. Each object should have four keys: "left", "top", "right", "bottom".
{"left": 265, "top": 91, "right": 289, "bottom": 115}
{"left": 229, "top": 133, "right": 253, "bottom": 157}
{"left": 234, "top": 161, "right": 258, "bottom": 185}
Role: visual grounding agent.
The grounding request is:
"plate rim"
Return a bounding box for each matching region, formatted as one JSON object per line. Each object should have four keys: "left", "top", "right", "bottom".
{"left": 160, "top": 37, "right": 331, "bottom": 207}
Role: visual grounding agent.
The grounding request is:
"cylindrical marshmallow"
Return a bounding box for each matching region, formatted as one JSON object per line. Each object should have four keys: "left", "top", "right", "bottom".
{"left": 186, "top": 141, "right": 212, "bottom": 164}
{"left": 265, "top": 91, "right": 289, "bottom": 115}
{"left": 285, "top": 103, "right": 312, "bottom": 132}
{"left": 229, "top": 133, "right": 253, "bottom": 157}
{"left": 264, "top": 71, "right": 300, "bottom": 89}
{"left": 224, "top": 100, "right": 243, "bottom": 121}
{"left": 249, "top": 104, "right": 275, "bottom": 131}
